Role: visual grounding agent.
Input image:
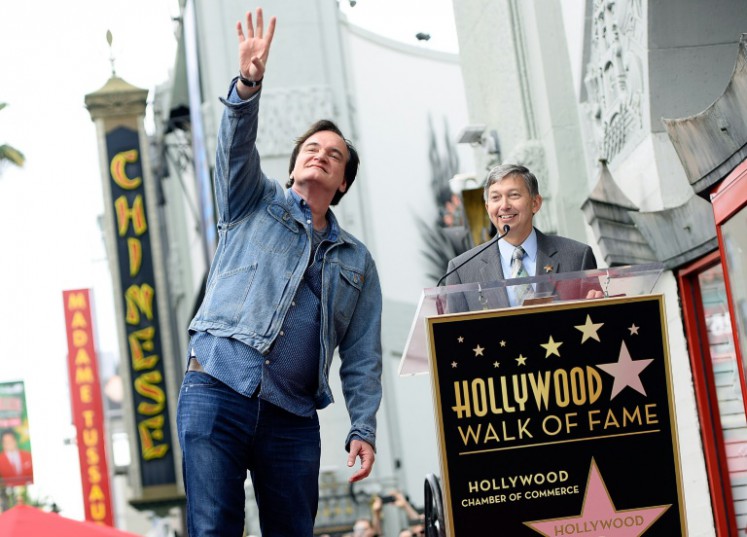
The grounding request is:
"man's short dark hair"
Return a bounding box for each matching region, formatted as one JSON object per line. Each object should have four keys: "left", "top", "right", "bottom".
{"left": 1, "top": 429, "right": 18, "bottom": 442}
{"left": 286, "top": 119, "right": 360, "bottom": 206}
{"left": 483, "top": 164, "right": 540, "bottom": 201}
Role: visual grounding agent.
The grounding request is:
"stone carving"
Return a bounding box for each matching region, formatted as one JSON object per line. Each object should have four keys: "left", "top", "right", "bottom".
{"left": 582, "top": 0, "right": 644, "bottom": 161}
{"left": 505, "top": 140, "right": 555, "bottom": 234}
{"left": 419, "top": 115, "right": 465, "bottom": 282}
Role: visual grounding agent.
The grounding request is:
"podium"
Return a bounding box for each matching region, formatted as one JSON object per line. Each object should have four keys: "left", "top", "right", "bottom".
{"left": 401, "top": 264, "right": 688, "bottom": 536}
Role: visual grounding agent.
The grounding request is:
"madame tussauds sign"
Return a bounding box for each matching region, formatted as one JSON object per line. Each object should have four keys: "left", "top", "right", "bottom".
{"left": 427, "top": 295, "right": 686, "bottom": 536}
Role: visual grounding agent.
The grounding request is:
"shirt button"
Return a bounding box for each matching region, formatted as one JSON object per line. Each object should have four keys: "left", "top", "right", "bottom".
{"left": 280, "top": 330, "right": 285, "bottom": 336}
{"left": 265, "top": 360, "right": 270, "bottom": 365}
{"left": 291, "top": 301, "right": 296, "bottom": 306}
{"left": 306, "top": 219, "right": 312, "bottom": 224}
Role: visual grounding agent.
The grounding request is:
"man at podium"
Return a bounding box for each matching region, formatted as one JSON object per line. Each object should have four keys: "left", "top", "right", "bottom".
{"left": 444, "top": 164, "right": 599, "bottom": 308}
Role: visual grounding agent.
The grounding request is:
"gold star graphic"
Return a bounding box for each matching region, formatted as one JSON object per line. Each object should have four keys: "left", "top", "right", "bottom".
{"left": 493, "top": 361, "right": 500, "bottom": 368}
{"left": 473, "top": 345, "right": 485, "bottom": 356}
{"left": 500, "top": 340, "right": 507, "bottom": 347}
{"left": 457, "top": 336, "right": 464, "bottom": 343}
{"left": 540, "top": 335, "right": 563, "bottom": 358}
{"left": 451, "top": 361, "right": 458, "bottom": 368}
{"left": 516, "top": 354, "right": 528, "bottom": 366}
{"left": 575, "top": 314, "right": 604, "bottom": 343}
{"left": 628, "top": 324, "right": 639, "bottom": 335}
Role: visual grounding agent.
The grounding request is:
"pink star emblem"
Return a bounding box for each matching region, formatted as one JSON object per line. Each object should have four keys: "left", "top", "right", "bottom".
{"left": 525, "top": 459, "right": 670, "bottom": 536}
{"left": 596, "top": 341, "right": 653, "bottom": 400}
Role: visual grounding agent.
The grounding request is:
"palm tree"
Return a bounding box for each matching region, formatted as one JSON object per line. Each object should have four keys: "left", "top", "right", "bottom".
{"left": 0, "top": 103, "right": 25, "bottom": 171}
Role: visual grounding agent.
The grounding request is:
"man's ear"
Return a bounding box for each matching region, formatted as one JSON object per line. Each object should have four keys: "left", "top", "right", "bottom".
{"left": 532, "top": 194, "right": 543, "bottom": 214}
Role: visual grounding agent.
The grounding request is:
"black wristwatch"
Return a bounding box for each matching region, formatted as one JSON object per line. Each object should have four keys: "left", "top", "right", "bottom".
{"left": 238, "top": 73, "right": 263, "bottom": 87}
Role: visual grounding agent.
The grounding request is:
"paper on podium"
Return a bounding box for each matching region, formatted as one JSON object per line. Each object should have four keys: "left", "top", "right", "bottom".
{"left": 398, "top": 263, "right": 664, "bottom": 376}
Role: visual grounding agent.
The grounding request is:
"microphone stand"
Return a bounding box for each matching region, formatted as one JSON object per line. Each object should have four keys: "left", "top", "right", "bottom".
{"left": 434, "top": 225, "right": 510, "bottom": 314}
{"left": 435, "top": 225, "right": 511, "bottom": 287}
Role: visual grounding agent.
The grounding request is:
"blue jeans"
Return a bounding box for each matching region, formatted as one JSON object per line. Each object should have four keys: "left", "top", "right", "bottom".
{"left": 177, "top": 371, "right": 321, "bottom": 536}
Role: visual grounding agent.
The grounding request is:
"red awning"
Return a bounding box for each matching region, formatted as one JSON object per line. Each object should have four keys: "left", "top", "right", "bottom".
{"left": 0, "top": 505, "right": 142, "bottom": 536}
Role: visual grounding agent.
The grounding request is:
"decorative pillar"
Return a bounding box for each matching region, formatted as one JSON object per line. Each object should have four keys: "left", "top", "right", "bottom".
{"left": 85, "top": 74, "right": 184, "bottom": 509}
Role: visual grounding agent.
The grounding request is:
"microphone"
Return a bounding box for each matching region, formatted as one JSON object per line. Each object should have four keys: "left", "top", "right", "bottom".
{"left": 436, "top": 225, "right": 510, "bottom": 287}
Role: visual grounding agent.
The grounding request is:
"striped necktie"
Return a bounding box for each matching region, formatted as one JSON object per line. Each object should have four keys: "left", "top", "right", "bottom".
{"left": 510, "top": 246, "right": 533, "bottom": 303}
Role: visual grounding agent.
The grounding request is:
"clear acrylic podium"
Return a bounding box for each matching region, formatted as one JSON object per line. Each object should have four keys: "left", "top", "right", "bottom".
{"left": 403, "top": 263, "right": 669, "bottom": 537}
{"left": 399, "top": 263, "right": 665, "bottom": 376}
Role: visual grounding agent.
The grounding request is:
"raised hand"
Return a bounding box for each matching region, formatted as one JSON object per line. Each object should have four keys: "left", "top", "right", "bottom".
{"left": 237, "top": 7, "right": 276, "bottom": 85}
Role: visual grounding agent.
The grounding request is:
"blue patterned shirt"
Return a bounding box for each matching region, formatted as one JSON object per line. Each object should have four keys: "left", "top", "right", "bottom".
{"left": 189, "top": 190, "right": 337, "bottom": 417}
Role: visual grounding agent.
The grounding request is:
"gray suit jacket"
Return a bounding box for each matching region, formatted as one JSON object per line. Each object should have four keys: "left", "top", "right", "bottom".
{"left": 443, "top": 228, "right": 597, "bottom": 311}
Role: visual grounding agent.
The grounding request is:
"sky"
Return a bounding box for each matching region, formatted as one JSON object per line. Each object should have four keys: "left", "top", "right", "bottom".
{"left": 0, "top": 0, "right": 458, "bottom": 524}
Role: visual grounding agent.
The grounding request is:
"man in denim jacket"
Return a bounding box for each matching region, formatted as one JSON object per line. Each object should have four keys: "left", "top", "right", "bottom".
{"left": 177, "top": 8, "right": 383, "bottom": 536}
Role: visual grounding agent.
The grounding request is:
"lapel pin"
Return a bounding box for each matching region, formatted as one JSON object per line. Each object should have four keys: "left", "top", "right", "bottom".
{"left": 544, "top": 264, "right": 554, "bottom": 273}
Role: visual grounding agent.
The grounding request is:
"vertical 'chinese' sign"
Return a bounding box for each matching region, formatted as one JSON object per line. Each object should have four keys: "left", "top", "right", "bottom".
{"left": 62, "top": 289, "right": 114, "bottom": 525}
{"left": 0, "top": 381, "right": 33, "bottom": 487}
{"left": 428, "top": 295, "right": 686, "bottom": 536}
{"left": 106, "top": 126, "right": 176, "bottom": 491}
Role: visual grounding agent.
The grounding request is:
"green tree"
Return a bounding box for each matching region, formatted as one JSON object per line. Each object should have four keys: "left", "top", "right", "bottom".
{"left": 0, "top": 103, "right": 25, "bottom": 171}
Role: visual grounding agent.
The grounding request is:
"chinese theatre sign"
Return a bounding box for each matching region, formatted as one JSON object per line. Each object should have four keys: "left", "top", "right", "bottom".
{"left": 62, "top": 289, "right": 113, "bottom": 525}
{"left": 106, "top": 126, "right": 176, "bottom": 491}
{"left": 427, "top": 295, "right": 685, "bottom": 536}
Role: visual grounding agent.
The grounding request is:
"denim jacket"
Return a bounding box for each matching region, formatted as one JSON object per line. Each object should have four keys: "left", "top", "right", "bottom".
{"left": 189, "top": 81, "right": 383, "bottom": 449}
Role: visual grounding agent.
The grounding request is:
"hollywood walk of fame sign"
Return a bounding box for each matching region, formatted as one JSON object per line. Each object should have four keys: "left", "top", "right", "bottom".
{"left": 426, "top": 295, "right": 686, "bottom": 536}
